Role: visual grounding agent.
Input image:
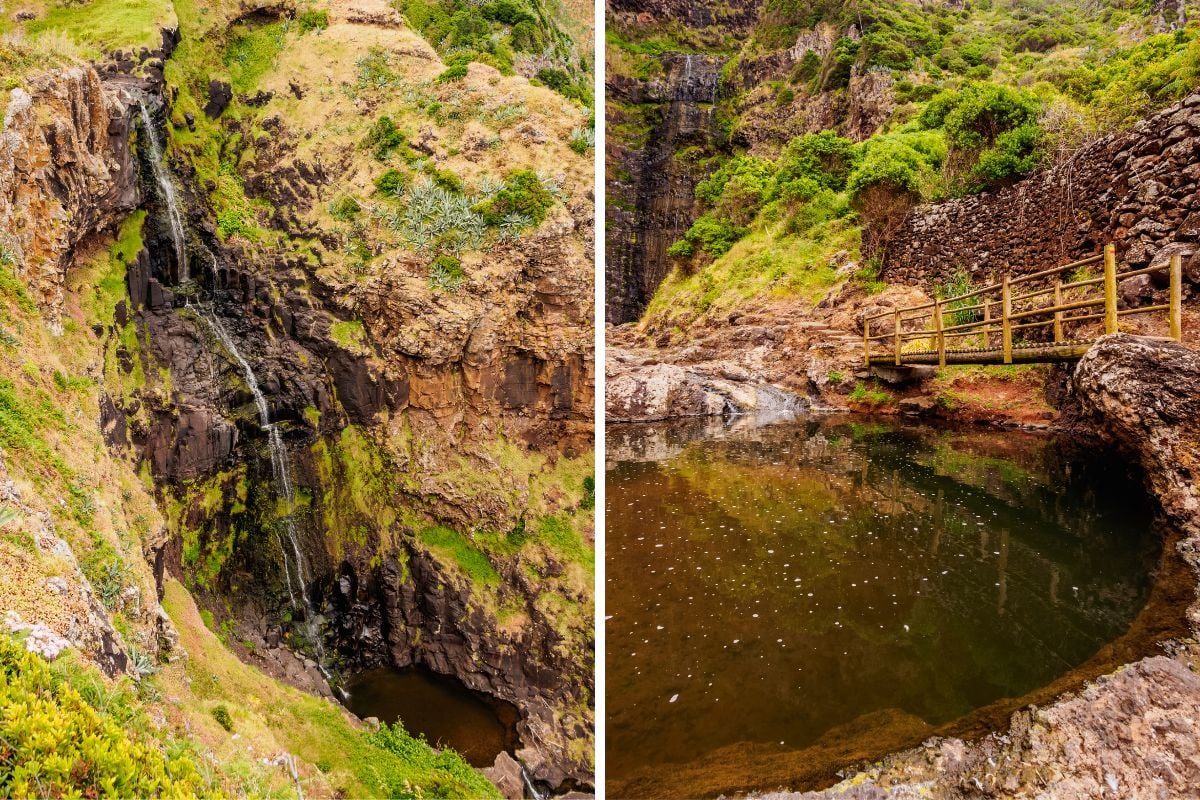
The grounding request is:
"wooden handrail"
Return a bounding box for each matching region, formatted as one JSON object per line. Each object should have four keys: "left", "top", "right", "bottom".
{"left": 862, "top": 243, "right": 1185, "bottom": 367}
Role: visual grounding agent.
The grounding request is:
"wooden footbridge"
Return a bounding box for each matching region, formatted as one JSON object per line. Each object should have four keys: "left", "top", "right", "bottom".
{"left": 864, "top": 244, "right": 1185, "bottom": 367}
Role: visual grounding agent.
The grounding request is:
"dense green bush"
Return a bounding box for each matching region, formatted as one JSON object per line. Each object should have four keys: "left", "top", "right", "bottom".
{"left": 773, "top": 131, "right": 858, "bottom": 197}
{"left": 474, "top": 170, "right": 557, "bottom": 226}
{"left": 673, "top": 214, "right": 747, "bottom": 259}
{"left": 0, "top": 636, "right": 205, "bottom": 797}
{"left": 920, "top": 82, "right": 1041, "bottom": 150}
{"left": 695, "top": 155, "right": 775, "bottom": 224}
{"left": 847, "top": 133, "right": 944, "bottom": 201}
{"left": 436, "top": 53, "right": 472, "bottom": 82}
{"left": 212, "top": 704, "right": 234, "bottom": 732}
{"left": 375, "top": 169, "right": 409, "bottom": 196}
{"left": 364, "top": 116, "right": 409, "bottom": 161}
{"left": 296, "top": 9, "right": 329, "bottom": 33}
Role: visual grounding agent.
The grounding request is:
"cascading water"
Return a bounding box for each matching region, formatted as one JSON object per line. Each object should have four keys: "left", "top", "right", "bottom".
{"left": 135, "top": 101, "right": 336, "bottom": 687}
{"left": 196, "top": 306, "right": 333, "bottom": 680}
{"left": 135, "top": 98, "right": 189, "bottom": 283}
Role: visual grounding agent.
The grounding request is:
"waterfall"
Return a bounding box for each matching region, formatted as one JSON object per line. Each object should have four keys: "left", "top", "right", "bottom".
{"left": 135, "top": 96, "right": 338, "bottom": 691}
{"left": 197, "top": 308, "right": 325, "bottom": 648}
{"left": 136, "top": 99, "right": 189, "bottom": 283}
{"left": 519, "top": 764, "right": 545, "bottom": 800}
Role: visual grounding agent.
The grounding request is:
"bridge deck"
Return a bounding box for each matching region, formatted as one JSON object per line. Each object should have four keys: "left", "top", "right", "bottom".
{"left": 868, "top": 342, "right": 1092, "bottom": 366}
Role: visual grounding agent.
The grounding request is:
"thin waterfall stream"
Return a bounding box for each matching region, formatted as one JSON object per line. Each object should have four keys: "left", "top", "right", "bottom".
{"left": 136, "top": 97, "right": 335, "bottom": 689}
{"left": 136, "top": 98, "right": 188, "bottom": 283}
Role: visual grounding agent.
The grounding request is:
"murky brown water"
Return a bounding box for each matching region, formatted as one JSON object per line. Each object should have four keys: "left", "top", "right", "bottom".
{"left": 345, "top": 666, "right": 520, "bottom": 767}
{"left": 606, "top": 416, "right": 1176, "bottom": 797}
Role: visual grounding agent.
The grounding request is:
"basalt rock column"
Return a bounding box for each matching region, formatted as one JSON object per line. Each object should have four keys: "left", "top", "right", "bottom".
{"left": 606, "top": 53, "right": 725, "bottom": 323}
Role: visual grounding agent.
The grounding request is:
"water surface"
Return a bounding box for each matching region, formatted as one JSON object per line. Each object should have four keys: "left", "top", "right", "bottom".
{"left": 346, "top": 666, "right": 519, "bottom": 767}
{"left": 606, "top": 416, "right": 1173, "bottom": 797}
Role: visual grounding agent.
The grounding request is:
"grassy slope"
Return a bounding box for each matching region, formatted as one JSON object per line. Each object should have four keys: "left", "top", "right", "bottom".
{"left": 2, "top": 0, "right": 175, "bottom": 61}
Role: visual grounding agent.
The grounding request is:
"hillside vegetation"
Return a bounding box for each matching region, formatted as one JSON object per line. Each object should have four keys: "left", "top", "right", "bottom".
{"left": 621, "top": 0, "right": 1200, "bottom": 329}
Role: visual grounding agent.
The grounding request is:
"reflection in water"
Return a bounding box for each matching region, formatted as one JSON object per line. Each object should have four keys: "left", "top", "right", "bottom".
{"left": 606, "top": 416, "right": 1163, "bottom": 796}
{"left": 345, "top": 666, "right": 519, "bottom": 767}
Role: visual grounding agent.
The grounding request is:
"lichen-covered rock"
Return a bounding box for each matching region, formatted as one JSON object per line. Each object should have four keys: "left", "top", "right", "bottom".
{"left": 0, "top": 70, "right": 138, "bottom": 329}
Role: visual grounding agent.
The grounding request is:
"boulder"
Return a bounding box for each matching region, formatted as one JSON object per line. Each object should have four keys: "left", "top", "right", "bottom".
{"left": 482, "top": 752, "right": 524, "bottom": 800}
{"left": 204, "top": 79, "right": 232, "bottom": 118}
{"left": 1072, "top": 333, "right": 1200, "bottom": 539}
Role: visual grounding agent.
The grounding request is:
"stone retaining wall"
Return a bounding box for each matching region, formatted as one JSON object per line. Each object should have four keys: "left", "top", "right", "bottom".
{"left": 884, "top": 93, "right": 1200, "bottom": 290}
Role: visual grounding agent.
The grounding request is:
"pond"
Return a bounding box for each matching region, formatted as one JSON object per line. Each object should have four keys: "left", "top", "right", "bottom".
{"left": 345, "top": 666, "right": 520, "bottom": 768}
{"left": 605, "top": 415, "right": 1186, "bottom": 798}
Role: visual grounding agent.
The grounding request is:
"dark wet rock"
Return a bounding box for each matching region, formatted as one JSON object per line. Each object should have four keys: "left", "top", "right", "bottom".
{"left": 204, "top": 79, "right": 232, "bottom": 118}
{"left": 1073, "top": 334, "right": 1200, "bottom": 540}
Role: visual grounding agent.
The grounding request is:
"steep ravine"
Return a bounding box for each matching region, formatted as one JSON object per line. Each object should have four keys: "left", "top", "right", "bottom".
{"left": 2, "top": 1, "right": 594, "bottom": 792}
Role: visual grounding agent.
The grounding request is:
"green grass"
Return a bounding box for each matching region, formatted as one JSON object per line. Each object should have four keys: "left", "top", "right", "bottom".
{"left": 330, "top": 320, "right": 369, "bottom": 353}
{"left": 223, "top": 20, "right": 287, "bottom": 94}
{"left": 644, "top": 218, "right": 852, "bottom": 330}
{"left": 538, "top": 514, "right": 593, "bottom": 570}
{"left": 24, "top": 0, "right": 174, "bottom": 59}
{"left": 849, "top": 381, "right": 893, "bottom": 407}
{"left": 418, "top": 526, "right": 500, "bottom": 585}
{"left": 162, "top": 581, "right": 501, "bottom": 798}
{"left": 81, "top": 211, "right": 145, "bottom": 329}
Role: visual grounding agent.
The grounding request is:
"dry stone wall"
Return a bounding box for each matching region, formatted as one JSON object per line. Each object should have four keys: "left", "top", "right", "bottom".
{"left": 885, "top": 93, "right": 1200, "bottom": 290}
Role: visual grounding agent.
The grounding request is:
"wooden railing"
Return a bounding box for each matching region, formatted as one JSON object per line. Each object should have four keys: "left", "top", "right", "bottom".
{"left": 863, "top": 244, "right": 1184, "bottom": 367}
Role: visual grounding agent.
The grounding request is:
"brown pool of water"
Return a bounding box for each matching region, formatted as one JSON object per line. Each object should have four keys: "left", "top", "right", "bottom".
{"left": 605, "top": 416, "right": 1189, "bottom": 798}
{"left": 345, "top": 665, "right": 520, "bottom": 767}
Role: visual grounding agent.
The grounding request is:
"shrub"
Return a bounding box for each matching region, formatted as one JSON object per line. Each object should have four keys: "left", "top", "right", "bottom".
{"left": 790, "top": 49, "right": 821, "bottom": 84}
{"left": 328, "top": 195, "right": 361, "bottom": 221}
{"left": 375, "top": 169, "right": 409, "bottom": 196}
{"left": 823, "top": 37, "right": 859, "bottom": 90}
{"left": 535, "top": 67, "right": 572, "bottom": 91}
{"left": 774, "top": 130, "right": 858, "bottom": 198}
{"left": 474, "top": 169, "right": 556, "bottom": 226}
{"left": 436, "top": 53, "right": 472, "bottom": 82}
{"left": 0, "top": 636, "right": 205, "bottom": 796}
{"left": 677, "top": 214, "right": 747, "bottom": 259}
{"left": 364, "top": 116, "right": 408, "bottom": 161}
{"left": 212, "top": 704, "right": 234, "bottom": 732}
{"left": 920, "top": 82, "right": 1041, "bottom": 150}
{"left": 666, "top": 239, "right": 694, "bottom": 259}
{"left": 695, "top": 155, "right": 775, "bottom": 225}
{"left": 428, "top": 255, "right": 465, "bottom": 290}
{"left": 296, "top": 9, "right": 329, "bottom": 33}
{"left": 971, "top": 122, "right": 1043, "bottom": 189}
{"left": 569, "top": 126, "right": 595, "bottom": 154}
{"left": 480, "top": 0, "right": 533, "bottom": 25}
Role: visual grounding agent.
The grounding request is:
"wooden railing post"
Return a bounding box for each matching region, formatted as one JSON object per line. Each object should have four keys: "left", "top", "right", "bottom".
{"left": 863, "top": 316, "right": 870, "bottom": 367}
{"left": 893, "top": 309, "right": 901, "bottom": 366}
{"left": 1001, "top": 274, "right": 1012, "bottom": 364}
{"left": 934, "top": 298, "right": 945, "bottom": 368}
{"left": 982, "top": 298, "right": 991, "bottom": 350}
{"left": 1104, "top": 243, "right": 1118, "bottom": 335}
{"left": 1170, "top": 253, "right": 1183, "bottom": 342}
{"left": 1053, "top": 278, "right": 1063, "bottom": 343}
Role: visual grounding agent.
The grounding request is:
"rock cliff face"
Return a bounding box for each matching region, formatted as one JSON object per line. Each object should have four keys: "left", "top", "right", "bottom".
{"left": 606, "top": 52, "right": 726, "bottom": 323}
{"left": 885, "top": 93, "right": 1200, "bottom": 290}
{"left": 0, "top": 69, "right": 138, "bottom": 329}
